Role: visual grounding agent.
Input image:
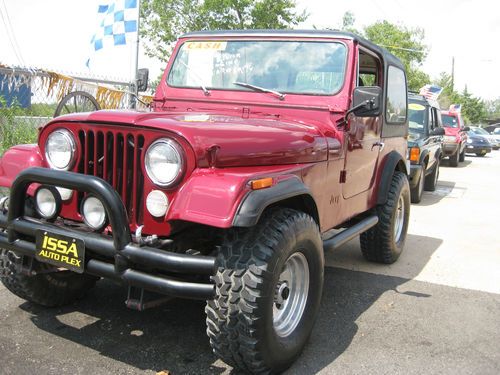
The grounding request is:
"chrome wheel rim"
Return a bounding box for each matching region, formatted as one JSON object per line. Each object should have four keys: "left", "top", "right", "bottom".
{"left": 394, "top": 195, "right": 405, "bottom": 242}
{"left": 273, "top": 252, "right": 309, "bottom": 337}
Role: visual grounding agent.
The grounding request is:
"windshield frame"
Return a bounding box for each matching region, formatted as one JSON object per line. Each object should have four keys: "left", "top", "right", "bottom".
{"left": 166, "top": 39, "right": 350, "bottom": 97}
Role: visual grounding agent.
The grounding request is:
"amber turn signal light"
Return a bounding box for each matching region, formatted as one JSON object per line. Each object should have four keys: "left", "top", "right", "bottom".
{"left": 409, "top": 147, "right": 420, "bottom": 162}
{"left": 251, "top": 177, "right": 274, "bottom": 190}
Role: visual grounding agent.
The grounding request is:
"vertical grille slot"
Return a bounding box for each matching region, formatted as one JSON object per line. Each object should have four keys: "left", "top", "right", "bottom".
{"left": 77, "top": 128, "right": 145, "bottom": 227}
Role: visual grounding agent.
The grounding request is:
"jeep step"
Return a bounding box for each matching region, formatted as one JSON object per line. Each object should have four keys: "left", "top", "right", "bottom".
{"left": 323, "top": 215, "right": 379, "bottom": 251}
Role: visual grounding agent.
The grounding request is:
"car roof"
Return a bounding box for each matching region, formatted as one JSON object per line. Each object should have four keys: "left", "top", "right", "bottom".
{"left": 180, "top": 29, "right": 405, "bottom": 70}
{"left": 408, "top": 92, "right": 440, "bottom": 109}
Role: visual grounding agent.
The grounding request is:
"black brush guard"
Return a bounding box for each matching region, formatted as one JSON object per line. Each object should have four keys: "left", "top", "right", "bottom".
{"left": 0, "top": 168, "right": 215, "bottom": 300}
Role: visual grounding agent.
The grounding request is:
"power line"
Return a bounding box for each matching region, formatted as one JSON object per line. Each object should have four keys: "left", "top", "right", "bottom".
{"left": 379, "top": 44, "right": 426, "bottom": 54}
{"left": 0, "top": 0, "right": 25, "bottom": 65}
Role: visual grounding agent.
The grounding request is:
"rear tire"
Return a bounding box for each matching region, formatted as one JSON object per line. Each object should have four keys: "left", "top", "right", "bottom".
{"left": 0, "top": 249, "right": 98, "bottom": 307}
{"left": 360, "top": 172, "right": 410, "bottom": 264}
{"left": 424, "top": 159, "right": 439, "bottom": 191}
{"left": 206, "top": 208, "right": 324, "bottom": 374}
{"left": 410, "top": 166, "right": 424, "bottom": 204}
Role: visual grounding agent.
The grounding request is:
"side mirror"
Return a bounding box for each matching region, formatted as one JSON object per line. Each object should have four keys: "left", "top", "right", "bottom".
{"left": 462, "top": 126, "right": 470, "bottom": 132}
{"left": 351, "top": 86, "right": 382, "bottom": 117}
{"left": 430, "top": 127, "right": 445, "bottom": 136}
{"left": 137, "top": 68, "right": 149, "bottom": 92}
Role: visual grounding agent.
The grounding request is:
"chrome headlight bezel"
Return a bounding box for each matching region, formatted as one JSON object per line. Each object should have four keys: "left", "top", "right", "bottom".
{"left": 145, "top": 138, "right": 185, "bottom": 188}
{"left": 44, "top": 129, "right": 76, "bottom": 170}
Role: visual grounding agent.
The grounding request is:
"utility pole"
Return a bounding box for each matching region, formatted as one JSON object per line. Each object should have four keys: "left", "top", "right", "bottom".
{"left": 130, "top": 0, "right": 141, "bottom": 109}
{"left": 451, "top": 56, "right": 455, "bottom": 91}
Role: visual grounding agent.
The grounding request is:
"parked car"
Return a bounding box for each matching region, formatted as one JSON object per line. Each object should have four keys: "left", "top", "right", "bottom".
{"left": 0, "top": 30, "right": 412, "bottom": 374}
{"left": 466, "top": 129, "right": 492, "bottom": 156}
{"left": 407, "top": 93, "right": 444, "bottom": 203}
{"left": 441, "top": 110, "right": 469, "bottom": 166}
{"left": 468, "top": 126, "right": 499, "bottom": 150}
{"left": 491, "top": 128, "right": 500, "bottom": 147}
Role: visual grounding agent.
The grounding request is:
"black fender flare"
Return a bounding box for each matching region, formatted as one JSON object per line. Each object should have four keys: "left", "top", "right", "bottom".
{"left": 376, "top": 151, "right": 408, "bottom": 205}
{"left": 419, "top": 148, "right": 430, "bottom": 167}
{"left": 232, "top": 177, "right": 316, "bottom": 227}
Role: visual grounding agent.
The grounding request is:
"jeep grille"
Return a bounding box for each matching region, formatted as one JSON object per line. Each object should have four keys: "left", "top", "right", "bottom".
{"left": 77, "top": 129, "right": 145, "bottom": 227}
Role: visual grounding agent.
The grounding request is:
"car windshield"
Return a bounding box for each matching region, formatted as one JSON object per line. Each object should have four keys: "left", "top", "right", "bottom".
{"left": 408, "top": 102, "right": 426, "bottom": 133}
{"left": 441, "top": 114, "right": 459, "bottom": 128}
{"left": 168, "top": 40, "right": 348, "bottom": 95}
{"left": 470, "top": 127, "right": 489, "bottom": 135}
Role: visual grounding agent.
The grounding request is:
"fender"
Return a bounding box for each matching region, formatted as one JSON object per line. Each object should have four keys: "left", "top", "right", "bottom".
{"left": 0, "top": 145, "right": 43, "bottom": 191}
{"left": 419, "top": 148, "right": 430, "bottom": 167}
{"left": 376, "top": 150, "right": 408, "bottom": 205}
{"left": 232, "top": 176, "right": 313, "bottom": 227}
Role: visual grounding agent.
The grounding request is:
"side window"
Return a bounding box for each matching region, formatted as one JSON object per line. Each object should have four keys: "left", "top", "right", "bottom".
{"left": 429, "top": 107, "right": 436, "bottom": 130}
{"left": 358, "top": 50, "right": 380, "bottom": 87}
{"left": 386, "top": 66, "right": 407, "bottom": 124}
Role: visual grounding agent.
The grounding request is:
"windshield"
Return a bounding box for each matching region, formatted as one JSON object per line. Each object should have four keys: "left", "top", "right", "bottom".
{"left": 441, "top": 114, "right": 459, "bottom": 128}
{"left": 168, "top": 40, "right": 347, "bottom": 95}
{"left": 408, "top": 102, "right": 426, "bottom": 133}
{"left": 470, "top": 127, "right": 489, "bottom": 135}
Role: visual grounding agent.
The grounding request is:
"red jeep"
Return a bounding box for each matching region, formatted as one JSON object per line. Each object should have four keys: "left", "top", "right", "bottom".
{"left": 0, "top": 30, "right": 410, "bottom": 373}
{"left": 441, "top": 109, "right": 469, "bottom": 166}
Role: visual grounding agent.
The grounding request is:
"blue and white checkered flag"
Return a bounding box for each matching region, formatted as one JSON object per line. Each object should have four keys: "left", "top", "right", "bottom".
{"left": 86, "top": 0, "right": 138, "bottom": 69}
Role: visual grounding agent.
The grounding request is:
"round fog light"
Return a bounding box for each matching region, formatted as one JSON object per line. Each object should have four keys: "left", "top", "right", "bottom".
{"left": 35, "top": 186, "right": 61, "bottom": 219}
{"left": 82, "top": 196, "right": 107, "bottom": 230}
{"left": 146, "top": 190, "right": 169, "bottom": 217}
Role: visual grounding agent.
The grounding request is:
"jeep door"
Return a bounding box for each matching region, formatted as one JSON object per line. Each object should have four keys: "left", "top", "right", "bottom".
{"left": 342, "top": 49, "right": 382, "bottom": 199}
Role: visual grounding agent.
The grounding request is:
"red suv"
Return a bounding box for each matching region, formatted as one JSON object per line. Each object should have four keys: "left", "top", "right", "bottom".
{"left": 441, "top": 109, "right": 469, "bottom": 166}
{"left": 0, "top": 30, "right": 411, "bottom": 373}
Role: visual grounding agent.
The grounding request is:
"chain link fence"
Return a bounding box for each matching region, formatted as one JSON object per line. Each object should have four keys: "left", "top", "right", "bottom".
{"left": 0, "top": 64, "right": 153, "bottom": 155}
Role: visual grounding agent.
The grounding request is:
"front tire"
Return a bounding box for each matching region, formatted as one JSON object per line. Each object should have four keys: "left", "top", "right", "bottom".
{"left": 206, "top": 208, "right": 324, "bottom": 374}
{"left": 0, "top": 249, "right": 98, "bottom": 307}
{"left": 360, "top": 172, "right": 410, "bottom": 264}
{"left": 449, "top": 148, "right": 459, "bottom": 167}
{"left": 459, "top": 148, "right": 465, "bottom": 162}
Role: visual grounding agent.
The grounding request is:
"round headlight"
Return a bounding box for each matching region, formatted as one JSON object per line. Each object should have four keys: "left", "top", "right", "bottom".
{"left": 35, "top": 186, "right": 61, "bottom": 219}
{"left": 45, "top": 129, "right": 76, "bottom": 170}
{"left": 145, "top": 139, "right": 184, "bottom": 187}
{"left": 82, "top": 196, "right": 107, "bottom": 230}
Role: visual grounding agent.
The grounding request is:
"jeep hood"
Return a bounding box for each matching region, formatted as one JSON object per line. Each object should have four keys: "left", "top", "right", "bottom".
{"left": 50, "top": 111, "right": 328, "bottom": 167}
{"left": 444, "top": 127, "right": 460, "bottom": 136}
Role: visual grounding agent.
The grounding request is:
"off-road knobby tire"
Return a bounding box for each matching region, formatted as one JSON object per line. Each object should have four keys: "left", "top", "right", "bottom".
{"left": 449, "top": 148, "right": 460, "bottom": 167}
{"left": 410, "top": 165, "right": 424, "bottom": 203}
{"left": 459, "top": 148, "right": 465, "bottom": 162}
{"left": 424, "top": 159, "right": 439, "bottom": 191}
{"left": 206, "top": 208, "right": 324, "bottom": 374}
{"left": 360, "top": 171, "right": 410, "bottom": 264}
{"left": 0, "top": 249, "right": 98, "bottom": 307}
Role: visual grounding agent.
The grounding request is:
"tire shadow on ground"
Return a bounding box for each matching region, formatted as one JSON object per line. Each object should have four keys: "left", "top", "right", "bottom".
{"left": 16, "top": 233, "right": 442, "bottom": 375}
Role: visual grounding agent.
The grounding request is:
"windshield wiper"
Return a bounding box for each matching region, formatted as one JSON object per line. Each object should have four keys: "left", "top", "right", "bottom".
{"left": 179, "top": 60, "right": 210, "bottom": 96}
{"left": 233, "top": 81, "right": 285, "bottom": 100}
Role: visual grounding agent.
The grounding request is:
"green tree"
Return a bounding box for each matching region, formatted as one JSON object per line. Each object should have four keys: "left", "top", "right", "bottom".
{"left": 141, "top": 0, "right": 307, "bottom": 62}
{"left": 363, "top": 21, "right": 428, "bottom": 91}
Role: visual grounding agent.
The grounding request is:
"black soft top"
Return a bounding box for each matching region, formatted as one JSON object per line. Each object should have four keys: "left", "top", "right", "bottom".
{"left": 181, "top": 29, "right": 405, "bottom": 70}
{"left": 408, "top": 92, "right": 440, "bottom": 109}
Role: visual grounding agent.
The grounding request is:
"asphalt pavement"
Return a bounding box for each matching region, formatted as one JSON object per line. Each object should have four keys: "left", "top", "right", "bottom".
{"left": 1, "top": 152, "right": 499, "bottom": 375}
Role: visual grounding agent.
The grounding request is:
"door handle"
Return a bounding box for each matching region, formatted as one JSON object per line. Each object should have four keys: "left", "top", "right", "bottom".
{"left": 372, "top": 141, "right": 385, "bottom": 152}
